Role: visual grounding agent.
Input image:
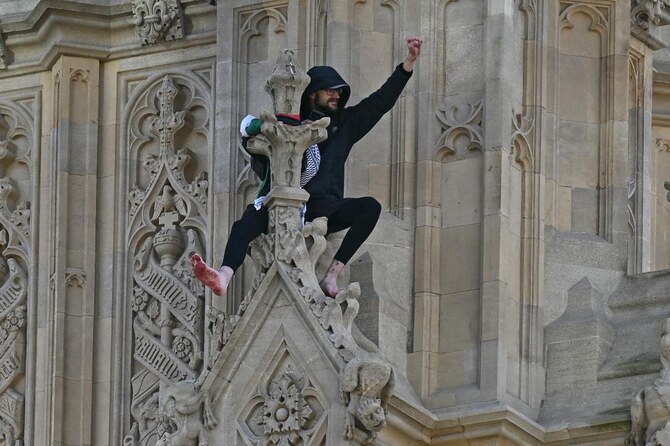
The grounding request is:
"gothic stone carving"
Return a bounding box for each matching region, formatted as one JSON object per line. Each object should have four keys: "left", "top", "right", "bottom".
{"left": 257, "top": 368, "right": 315, "bottom": 445}
{"left": 155, "top": 381, "right": 217, "bottom": 446}
{"left": 0, "top": 98, "right": 33, "bottom": 446}
{"left": 630, "top": 0, "right": 670, "bottom": 49}
{"left": 341, "top": 359, "right": 394, "bottom": 444}
{"left": 435, "top": 98, "right": 484, "bottom": 156}
{"left": 264, "top": 49, "right": 311, "bottom": 116}
{"left": 627, "top": 318, "right": 670, "bottom": 446}
{"left": 632, "top": 0, "right": 670, "bottom": 31}
{"left": 247, "top": 113, "right": 329, "bottom": 191}
{"left": 124, "top": 74, "right": 212, "bottom": 445}
{"left": 0, "top": 259, "right": 26, "bottom": 446}
{"left": 132, "top": 0, "right": 185, "bottom": 46}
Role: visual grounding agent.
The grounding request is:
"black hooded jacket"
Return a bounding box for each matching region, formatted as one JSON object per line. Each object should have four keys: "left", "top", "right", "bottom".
{"left": 299, "top": 64, "right": 412, "bottom": 203}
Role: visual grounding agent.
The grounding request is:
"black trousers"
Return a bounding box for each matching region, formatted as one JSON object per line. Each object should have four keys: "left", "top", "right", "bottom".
{"left": 221, "top": 196, "right": 382, "bottom": 272}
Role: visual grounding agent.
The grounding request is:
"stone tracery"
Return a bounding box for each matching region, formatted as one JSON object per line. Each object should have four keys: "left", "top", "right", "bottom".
{"left": 123, "top": 73, "right": 213, "bottom": 446}
{"left": 0, "top": 97, "right": 32, "bottom": 446}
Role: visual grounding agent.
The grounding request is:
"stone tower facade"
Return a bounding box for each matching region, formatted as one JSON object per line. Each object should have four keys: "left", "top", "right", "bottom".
{"left": 1, "top": 0, "right": 670, "bottom": 444}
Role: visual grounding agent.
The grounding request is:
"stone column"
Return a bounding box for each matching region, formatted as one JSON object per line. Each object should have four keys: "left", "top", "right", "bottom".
{"left": 246, "top": 49, "right": 328, "bottom": 241}
{"left": 37, "top": 55, "right": 100, "bottom": 446}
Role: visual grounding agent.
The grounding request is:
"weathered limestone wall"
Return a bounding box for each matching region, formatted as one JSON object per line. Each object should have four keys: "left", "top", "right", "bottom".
{"left": 2, "top": 0, "right": 670, "bottom": 445}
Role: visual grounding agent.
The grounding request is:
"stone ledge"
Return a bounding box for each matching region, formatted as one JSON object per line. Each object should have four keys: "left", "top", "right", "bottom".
{"left": 383, "top": 397, "right": 629, "bottom": 445}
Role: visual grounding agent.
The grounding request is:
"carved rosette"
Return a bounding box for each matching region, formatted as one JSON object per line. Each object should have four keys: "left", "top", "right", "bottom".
{"left": 0, "top": 99, "right": 33, "bottom": 445}
{"left": 123, "top": 74, "right": 213, "bottom": 445}
{"left": 257, "top": 369, "right": 315, "bottom": 444}
{"left": 239, "top": 364, "right": 325, "bottom": 445}
{"left": 132, "top": 0, "right": 184, "bottom": 46}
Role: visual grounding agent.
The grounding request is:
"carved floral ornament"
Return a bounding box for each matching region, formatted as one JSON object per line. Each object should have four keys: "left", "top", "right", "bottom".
{"left": 257, "top": 368, "right": 316, "bottom": 445}
{"left": 132, "top": 0, "right": 184, "bottom": 46}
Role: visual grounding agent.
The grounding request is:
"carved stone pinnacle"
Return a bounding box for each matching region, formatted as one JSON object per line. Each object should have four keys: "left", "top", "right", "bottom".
{"left": 265, "top": 49, "right": 311, "bottom": 116}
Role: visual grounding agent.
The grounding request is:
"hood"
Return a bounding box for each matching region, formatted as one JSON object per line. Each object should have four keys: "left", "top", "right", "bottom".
{"left": 300, "top": 66, "right": 351, "bottom": 120}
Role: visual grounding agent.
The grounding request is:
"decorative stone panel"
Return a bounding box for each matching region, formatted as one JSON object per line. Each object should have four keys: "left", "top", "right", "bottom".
{"left": 0, "top": 95, "right": 34, "bottom": 446}
{"left": 121, "top": 72, "right": 213, "bottom": 445}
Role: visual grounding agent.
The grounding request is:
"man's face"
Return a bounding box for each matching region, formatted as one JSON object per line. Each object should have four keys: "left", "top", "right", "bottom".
{"left": 310, "top": 88, "right": 341, "bottom": 115}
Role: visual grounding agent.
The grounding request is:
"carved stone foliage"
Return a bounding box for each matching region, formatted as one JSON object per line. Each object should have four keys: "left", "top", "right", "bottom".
{"left": 435, "top": 98, "right": 484, "bottom": 157}
{"left": 285, "top": 222, "right": 396, "bottom": 445}
{"left": 123, "top": 74, "right": 213, "bottom": 446}
{"left": 627, "top": 318, "right": 670, "bottom": 446}
{"left": 132, "top": 0, "right": 184, "bottom": 46}
{"left": 247, "top": 112, "right": 329, "bottom": 190}
{"left": 0, "top": 98, "right": 33, "bottom": 446}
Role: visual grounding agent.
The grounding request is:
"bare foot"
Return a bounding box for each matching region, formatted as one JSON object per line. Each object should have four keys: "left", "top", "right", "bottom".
{"left": 319, "top": 277, "right": 340, "bottom": 298}
{"left": 191, "top": 254, "right": 233, "bottom": 296}
{"left": 319, "top": 259, "right": 345, "bottom": 298}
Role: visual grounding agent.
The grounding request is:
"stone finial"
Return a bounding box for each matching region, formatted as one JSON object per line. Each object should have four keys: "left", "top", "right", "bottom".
{"left": 264, "top": 49, "right": 311, "bottom": 116}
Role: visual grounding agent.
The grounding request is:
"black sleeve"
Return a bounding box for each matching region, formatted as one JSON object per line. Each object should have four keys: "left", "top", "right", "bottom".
{"left": 346, "top": 64, "right": 412, "bottom": 144}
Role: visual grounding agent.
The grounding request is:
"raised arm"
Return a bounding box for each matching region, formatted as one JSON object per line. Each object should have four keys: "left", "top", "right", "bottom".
{"left": 348, "top": 37, "right": 423, "bottom": 143}
{"left": 403, "top": 36, "right": 423, "bottom": 73}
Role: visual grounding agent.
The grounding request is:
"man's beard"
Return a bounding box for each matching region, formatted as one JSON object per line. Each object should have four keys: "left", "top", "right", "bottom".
{"left": 314, "top": 97, "right": 339, "bottom": 116}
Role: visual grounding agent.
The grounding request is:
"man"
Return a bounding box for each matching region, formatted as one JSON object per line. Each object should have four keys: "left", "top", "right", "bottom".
{"left": 191, "top": 113, "right": 312, "bottom": 296}
{"left": 193, "top": 36, "right": 423, "bottom": 298}
{"left": 301, "top": 36, "right": 422, "bottom": 297}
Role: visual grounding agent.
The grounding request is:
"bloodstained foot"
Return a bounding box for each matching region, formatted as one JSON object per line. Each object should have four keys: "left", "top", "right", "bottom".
{"left": 191, "top": 254, "right": 231, "bottom": 296}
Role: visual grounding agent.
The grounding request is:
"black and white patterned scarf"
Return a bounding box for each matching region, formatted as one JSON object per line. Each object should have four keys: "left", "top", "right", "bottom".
{"left": 300, "top": 144, "right": 321, "bottom": 187}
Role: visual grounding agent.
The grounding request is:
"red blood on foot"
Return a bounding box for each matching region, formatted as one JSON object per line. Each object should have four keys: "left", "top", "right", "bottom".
{"left": 191, "top": 254, "right": 226, "bottom": 296}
